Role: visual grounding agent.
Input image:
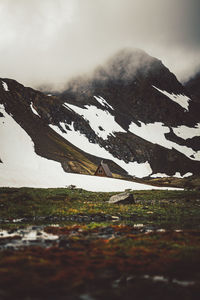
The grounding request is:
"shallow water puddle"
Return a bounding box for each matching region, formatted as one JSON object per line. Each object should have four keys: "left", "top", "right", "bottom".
{"left": 0, "top": 224, "right": 157, "bottom": 251}
{"left": 0, "top": 223, "right": 186, "bottom": 250}
{"left": 112, "top": 274, "right": 196, "bottom": 289}
{"left": 0, "top": 226, "right": 58, "bottom": 249}
{"left": 0, "top": 224, "right": 199, "bottom": 299}
{"left": 143, "top": 275, "right": 195, "bottom": 287}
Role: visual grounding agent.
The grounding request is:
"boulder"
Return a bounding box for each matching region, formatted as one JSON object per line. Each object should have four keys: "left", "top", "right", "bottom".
{"left": 67, "top": 185, "right": 77, "bottom": 190}
{"left": 108, "top": 192, "right": 135, "bottom": 205}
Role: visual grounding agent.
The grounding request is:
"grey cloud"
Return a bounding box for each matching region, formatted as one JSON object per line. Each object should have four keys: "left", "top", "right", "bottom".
{"left": 0, "top": 0, "right": 199, "bottom": 90}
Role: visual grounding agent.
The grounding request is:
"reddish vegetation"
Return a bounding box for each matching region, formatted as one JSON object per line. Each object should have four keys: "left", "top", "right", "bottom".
{"left": 0, "top": 230, "right": 200, "bottom": 298}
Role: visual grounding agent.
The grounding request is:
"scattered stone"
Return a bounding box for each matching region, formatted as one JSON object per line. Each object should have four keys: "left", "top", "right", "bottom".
{"left": 133, "top": 224, "right": 144, "bottom": 229}
{"left": 142, "top": 206, "right": 149, "bottom": 210}
{"left": 111, "top": 215, "right": 120, "bottom": 220}
{"left": 108, "top": 192, "right": 135, "bottom": 205}
{"left": 67, "top": 185, "right": 77, "bottom": 190}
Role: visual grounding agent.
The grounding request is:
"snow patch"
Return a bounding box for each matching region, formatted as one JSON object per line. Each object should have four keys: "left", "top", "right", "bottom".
{"left": 153, "top": 85, "right": 190, "bottom": 111}
{"left": 151, "top": 172, "right": 193, "bottom": 178}
{"left": 2, "top": 81, "right": 9, "bottom": 92}
{"left": 173, "top": 172, "right": 193, "bottom": 178}
{"left": 129, "top": 121, "right": 171, "bottom": 149}
{"left": 66, "top": 103, "right": 125, "bottom": 139}
{"left": 49, "top": 122, "right": 152, "bottom": 178}
{"left": 129, "top": 121, "right": 200, "bottom": 161}
{"left": 30, "top": 102, "right": 40, "bottom": 117}
{"left": 182, "top": 172, "right": 193, "bottom": 177}
{"left": 151, "top": 173, "right": 169, "bottom": 178}
{"left": 173, "top": 124, "right": 200, "bottom": 140}
{"left": 94, "top": 96, "right": 113, "bottom": 110}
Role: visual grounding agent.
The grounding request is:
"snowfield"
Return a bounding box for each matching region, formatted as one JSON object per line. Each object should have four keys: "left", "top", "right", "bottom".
{"left": 129, "top": 122, "right": 171, "bottom": 149}
{"left": 173, "top": 124, "right": 200, "bottom": 140}
{"left": 0, "top": 104, "right": 179, "bottom": 191}
{"left": 64, "top": 102, "right": 125, "bottom": 139}
{"left": 153, "top": 85, "right": 190, "bottom": 111}
{"left": 151, "top": 172, "right": 193, "bottom": 178}
{"left": 128, "top": 121, "right": 200, "bottom": 161}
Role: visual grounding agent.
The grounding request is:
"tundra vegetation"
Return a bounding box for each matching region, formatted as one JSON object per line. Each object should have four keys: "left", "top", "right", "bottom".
{"left": 0, "top": 187, "right": 200, "bottom": 299}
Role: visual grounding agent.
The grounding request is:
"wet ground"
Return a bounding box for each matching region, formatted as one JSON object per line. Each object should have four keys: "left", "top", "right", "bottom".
{"left": 0, "top": 222, "right": 179, "bottom": 249}
{"left": 0, "top": 188, "right": 200, "bottom": 299}
{"left": 0, "top": 219, "right": 200, "bottom": 300}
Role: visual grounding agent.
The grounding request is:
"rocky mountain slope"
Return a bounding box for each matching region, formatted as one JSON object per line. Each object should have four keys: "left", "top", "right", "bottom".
{"left": 55, "top": 49, "right": 200, "bottom": 177}
{"left": 185, "top": 71, "right": 200, "bottom": 101}
{"left": 1, "top": 48, "right": 200, "bottom": 184}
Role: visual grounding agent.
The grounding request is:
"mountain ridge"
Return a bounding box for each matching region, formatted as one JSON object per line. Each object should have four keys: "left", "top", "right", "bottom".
{"left": 1, "top": 48, "right": 200, "bottom": 184}
{"left": 184, "top": 71, "right": 200, "bottom": 101}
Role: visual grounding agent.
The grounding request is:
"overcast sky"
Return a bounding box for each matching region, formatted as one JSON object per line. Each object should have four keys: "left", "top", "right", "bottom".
{"left": 0, "top": 0, "right": 199, "bottom": 90}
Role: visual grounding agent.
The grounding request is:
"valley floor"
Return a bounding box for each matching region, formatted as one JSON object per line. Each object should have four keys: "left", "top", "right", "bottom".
{"left": 0, "top": 188, "right": 200, "bottom": 299}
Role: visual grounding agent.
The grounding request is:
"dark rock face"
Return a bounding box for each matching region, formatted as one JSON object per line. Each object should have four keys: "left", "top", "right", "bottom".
{"left": 184, "top": 72, "right": 200, "bottom": 101}
{"left": 108, "top": 192, "right": 135, "bottom": 204}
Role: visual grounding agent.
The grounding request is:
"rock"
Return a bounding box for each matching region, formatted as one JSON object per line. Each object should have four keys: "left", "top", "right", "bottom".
{"left": 67, "top": 185, "right": 77, "bottom": 190}
{"left": 61, "top": 161, "right": 71, "bottom": 172}
{"left": 108, "top": 192, "right": 135, "bottom": 205}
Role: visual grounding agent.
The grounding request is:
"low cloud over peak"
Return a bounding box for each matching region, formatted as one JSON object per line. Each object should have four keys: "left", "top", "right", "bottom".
{"left": 0, "top": 0, "right": 199, "bottom": 90}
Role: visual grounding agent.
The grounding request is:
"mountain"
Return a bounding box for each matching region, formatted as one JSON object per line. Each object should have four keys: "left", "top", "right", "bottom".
{"left": 56, "top": 49, "right": 200, "bottom": 177}
{"left": 184, "top": 71, "right": 200, "bottom": 101}
{"left": 0, "top": 79, "right": 128, "bottom": 181}
{"left": 1, "top": 48, "right": 200, "bottom": 188}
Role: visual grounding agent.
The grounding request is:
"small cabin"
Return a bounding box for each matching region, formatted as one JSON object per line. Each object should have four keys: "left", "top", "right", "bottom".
{"left": 94, "top": 161, "right": 113, "bottom": 178}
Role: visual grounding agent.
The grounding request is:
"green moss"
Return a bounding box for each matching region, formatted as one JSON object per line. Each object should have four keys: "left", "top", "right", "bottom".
{"left": 0, "top": 188, "right": 200, "bottom": 228}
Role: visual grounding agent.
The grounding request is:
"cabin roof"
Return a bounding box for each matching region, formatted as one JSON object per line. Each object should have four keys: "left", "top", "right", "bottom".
{"left": 100, "top": 161, "right": 112, "bottom": 177}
